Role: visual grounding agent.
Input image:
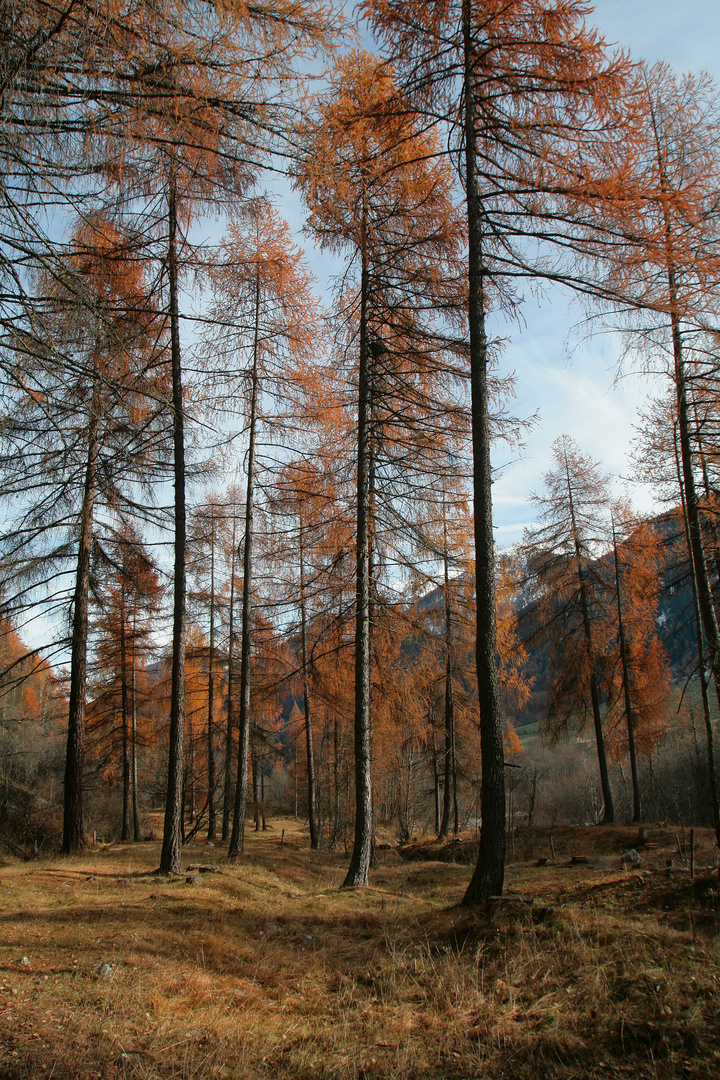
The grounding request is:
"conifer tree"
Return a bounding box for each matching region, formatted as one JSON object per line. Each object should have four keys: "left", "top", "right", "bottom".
{"left": 522, "top": 436, "right": 615, "bottom": 821}
{"left": 366, "top": 0, "right": 632, "bottom": 900}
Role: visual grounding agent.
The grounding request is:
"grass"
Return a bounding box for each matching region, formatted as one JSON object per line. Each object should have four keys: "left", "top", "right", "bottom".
{"left": 0, "top": 820, "right": 719, "bottom": 1079}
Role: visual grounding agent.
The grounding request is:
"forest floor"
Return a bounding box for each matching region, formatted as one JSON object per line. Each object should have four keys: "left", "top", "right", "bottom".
{"left": 0, "top": 820, "right": 719, "bottom": 1079}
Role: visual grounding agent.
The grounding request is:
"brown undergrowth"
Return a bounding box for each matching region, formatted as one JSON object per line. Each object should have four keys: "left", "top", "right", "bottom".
{"left": 0, "top": 821, "right": 718, "bottom": 1079}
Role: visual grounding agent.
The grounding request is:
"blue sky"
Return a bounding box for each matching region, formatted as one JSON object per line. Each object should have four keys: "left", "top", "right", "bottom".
{"left": 489, "top": 1, "right": 720, "bottom": 546}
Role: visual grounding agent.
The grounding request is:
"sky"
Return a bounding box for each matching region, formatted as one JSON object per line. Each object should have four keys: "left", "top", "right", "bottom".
{"left": 488, "top": 1, "right": 720, "bottom": 546}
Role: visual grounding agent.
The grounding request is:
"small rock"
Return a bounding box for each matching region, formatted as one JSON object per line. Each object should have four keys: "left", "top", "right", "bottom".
{"left": 98, "top": 963, "right": 115, "bottom": 980}
{"left": 296, "top": 931, "right": 314, "bottom": 943}
{"left": 18, "top": 957, "right": 30, "bottom": 968}
{"left": 206, "top": 841, "right": 214, "bottom": 848}
{"left": 186, "top": 875, "right": 202, "bottom": 885}
{"left": 267, "top": 924, "right": 282, "bottom": 934}
{"left": 623, "top": 849, "right": 641, "bottom": 865}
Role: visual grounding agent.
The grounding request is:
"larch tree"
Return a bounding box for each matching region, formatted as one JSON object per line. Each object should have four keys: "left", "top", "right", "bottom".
{"left": 521, "top": 436, "right": 615, "bottom": 822}
{"left": 0, "top": 213, "right": 163, "bottom": 853}
{"left": 599, "top": 66, "right": 720, "bottom": 697}
{"left": 298, "top": 50, "right": 469, "bottom": 887}
{"left": 366, "top": 0, "right": 633, "bottom": 901}
{"left": 96, "top": 0, "right": 337, "bottom": 875}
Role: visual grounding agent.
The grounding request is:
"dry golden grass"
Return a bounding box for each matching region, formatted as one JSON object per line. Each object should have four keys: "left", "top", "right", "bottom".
{"left": 0, "top": 820, "right": 719, "bottom": 1079}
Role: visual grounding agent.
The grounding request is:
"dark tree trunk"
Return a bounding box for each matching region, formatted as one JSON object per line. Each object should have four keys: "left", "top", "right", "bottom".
{"left": 61, "top": 374, "right": 100, "bottom": 854}
{"left": 439, "top": 526, "right": 455, "bottom": 839}
{"left": 252, "top": 727, "right": 260, "bottom": 831}
{"left": 430, "top": 725, "right": 441, "bottom": 837}
{"left": 260, "top": 752, "right": 267, "bottom": 829}
{"left": 462, "top": 4, "right": 505, "bottom": 904}
{"left": 131, "top": 613, "right": 140, "bottom": 843}
{"left": 207, "top": 516, "right": 216, "bottom": 840}
{"left": 160, "top": 174, "right": 187, "bottom": 875}
{"left": 299, "top": 515, "right": 319, "bottom": 849}
{"left": 120, "top": 593, "right": 131, "bottom": 841}
{"left": 221, "top": 516, "right": 237, "bottom": 842}
{"left": 612, "top": 521, "right": 641, "bottom": 822}
{"left": 343, "top": 224, "right": 374, "bottom": 888}
{"left": 229, "top": 266, "right": 260, "bottom": 857}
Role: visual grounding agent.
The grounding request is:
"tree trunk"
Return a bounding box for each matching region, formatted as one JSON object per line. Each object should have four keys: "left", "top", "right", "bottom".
{"left": 120, "top": 591, "right": 131, "bottom": 841}
{"left": 252, "top": 727, "right": 260, "bottom": 831}
{"left": 229, "top": 263, "right": 260, "bottom": 857}
{"left": 131, "top": 610, "right": 140, "bottom": 843}
{"left": 343, "top": 221, "right": 374, "bottom": 888}
{"left": 61, "top": 374, "right": 100, "bottom": 854}
{"left": 221, "top": 514, "right": 237, "bottom": 842}
{"left": 207, "top": 515, "right": 216, "bottom": 840}
{"left": 160, "top": 174, "right": 187, "bottom": 875}
{"left": 299, "top": 514, "right": 319, "bottom": 849}
{"left": 430, "top": 725, "right": 441, "bottom": 837}
{"left": 462, "top": 4, "right": 505, "bottom": 904}
{"left": 439, "top": 521, "right": 455, "bottom": 839}
{"left": 612, "top": 520, "right": 641, "bottom": 822}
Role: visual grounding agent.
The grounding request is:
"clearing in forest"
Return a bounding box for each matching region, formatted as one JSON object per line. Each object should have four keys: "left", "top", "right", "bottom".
{"left": 0, "top": 820, "right": 718, "bottom": 1079}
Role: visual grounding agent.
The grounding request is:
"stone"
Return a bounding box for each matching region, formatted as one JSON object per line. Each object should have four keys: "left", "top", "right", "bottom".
{"left": 186, "top": 875, "right": 202, "bottom": 885}
{"left": 622, "top": 849, "right": 641, "bottom": 865}
{"left": 98, "top": 963, "right": 115, "bottom": 980}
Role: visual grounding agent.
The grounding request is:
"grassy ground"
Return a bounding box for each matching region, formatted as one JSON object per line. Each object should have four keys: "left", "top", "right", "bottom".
{"left": 0, "top": 820, "right": 719, "bottom": 1079}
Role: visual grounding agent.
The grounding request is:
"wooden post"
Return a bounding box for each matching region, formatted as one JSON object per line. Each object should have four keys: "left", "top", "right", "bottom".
{"left": 550, "top": 836, "right": 556, "bottom": 865}
{"left": 690, "top": 829, "right": 695, "bottom": 879}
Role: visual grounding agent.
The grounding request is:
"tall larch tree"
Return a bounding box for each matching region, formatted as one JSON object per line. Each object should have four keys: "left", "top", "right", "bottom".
{"left": 298, "top": 51, "right": 468, "bottom": 886}
{"left": 366, "top": 0, "right": 634, "bottom": 901}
